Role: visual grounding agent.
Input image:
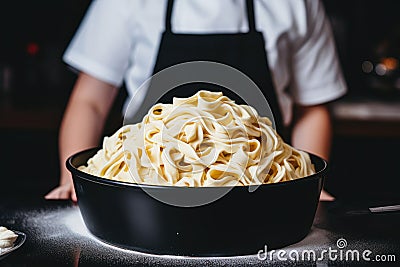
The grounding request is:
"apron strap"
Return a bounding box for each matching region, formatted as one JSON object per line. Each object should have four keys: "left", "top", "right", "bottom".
{"left": 165, "top": 0, "right": 174, "bottom": 32}
{"left": 165, "top": 0, "right": 257, "bottom": 33}
{"left": 246, "top": 0, "right": 256, "bottom": 32}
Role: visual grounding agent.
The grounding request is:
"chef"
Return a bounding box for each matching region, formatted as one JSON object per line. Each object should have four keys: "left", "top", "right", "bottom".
{"left": 46, "top": 0, "right": 346, "bottom": 201}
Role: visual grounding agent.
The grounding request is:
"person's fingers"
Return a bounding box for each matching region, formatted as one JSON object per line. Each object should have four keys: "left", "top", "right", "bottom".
{"left": 58, "top": 187, "right": 71, "bottom": 199}
{"left": 44, "top": 193, "right": 53, "bottom": 199}
{"left": 45, "top": 185, "right": 71, "bottom": 200}
{"left": 45, "top": 188, "right": 60, "bottom": 199}
{"left": 46, "top": 187, "right": 62, "bottom": 199}
{"left": 71, "top": 189, "right": 78, "bottom": 202}
{"left": 319, "top": 189, "right": 335, "bottom": 201}
{"left": 65, "top": 182, "right": 78, "bottom": 202}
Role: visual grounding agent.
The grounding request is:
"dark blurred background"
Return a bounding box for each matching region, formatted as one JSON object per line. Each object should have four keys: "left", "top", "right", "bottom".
{"left": 0, "top": 0, "right": 399, "bottom": 203}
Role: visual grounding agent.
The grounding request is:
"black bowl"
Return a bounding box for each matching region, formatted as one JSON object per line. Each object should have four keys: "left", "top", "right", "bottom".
{"left": 67, "top": 148, "right": 327, "bottom": 256}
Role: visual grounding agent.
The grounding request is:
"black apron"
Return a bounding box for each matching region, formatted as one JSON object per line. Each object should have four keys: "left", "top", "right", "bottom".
{"left": 150, "top": 0, "right": 284, "bottom": 132}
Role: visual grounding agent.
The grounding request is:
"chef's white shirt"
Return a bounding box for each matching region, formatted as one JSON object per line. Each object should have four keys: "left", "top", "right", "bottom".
{"left": 64, "top": 0, "right": 347, "bottom": 125}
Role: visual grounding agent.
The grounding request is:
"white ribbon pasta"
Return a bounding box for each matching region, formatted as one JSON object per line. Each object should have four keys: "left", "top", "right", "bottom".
{"left": 79, "top": 91, "right": 315, "bottom": 186}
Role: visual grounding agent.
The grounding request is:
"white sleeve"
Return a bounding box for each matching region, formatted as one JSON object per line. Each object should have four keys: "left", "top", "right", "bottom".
{"left": 63, "top": 0, "right": 134, "bottom": 87}
{"left": 289, "top": 0, "right": 347, "bottom": 106}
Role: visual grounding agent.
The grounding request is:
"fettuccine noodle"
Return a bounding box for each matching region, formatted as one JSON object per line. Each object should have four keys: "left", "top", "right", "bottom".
{"left": 79, "top": 91, "right": 315, "bottom": 186}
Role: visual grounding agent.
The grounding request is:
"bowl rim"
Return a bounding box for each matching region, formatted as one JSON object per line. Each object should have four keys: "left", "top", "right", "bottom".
{"left": 67, "top": 147, "right": 327, "bottom": 190}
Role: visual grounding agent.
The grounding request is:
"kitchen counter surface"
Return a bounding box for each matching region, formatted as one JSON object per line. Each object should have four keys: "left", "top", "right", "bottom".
{"left": 0, "top": 198, "right": 399, "bottom": 266}
{"left": 331, "top": 96, "right": 400, "bottom": 137}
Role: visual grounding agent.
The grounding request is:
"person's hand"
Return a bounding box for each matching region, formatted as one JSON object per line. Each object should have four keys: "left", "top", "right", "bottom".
{"left": 45, "top": 176, "right": 77, "bottom": 202}
{"left": 319, "top": 189, "right": 335, "bottom": 201}
{"left": 44, "top": 73, "right": 117, "bottom": 203}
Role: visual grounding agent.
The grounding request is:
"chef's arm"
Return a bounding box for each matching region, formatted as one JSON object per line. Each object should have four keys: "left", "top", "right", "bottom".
{"left": 291, "top": 104, "right": 335, "bottom": 201}
{"left": 45, "top": 72, "right": 118, "bottom": 201}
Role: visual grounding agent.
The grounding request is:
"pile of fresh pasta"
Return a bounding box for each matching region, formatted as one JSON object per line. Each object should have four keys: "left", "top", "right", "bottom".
{"left": 79, "top": 90, "right": 315, "bottom": 186}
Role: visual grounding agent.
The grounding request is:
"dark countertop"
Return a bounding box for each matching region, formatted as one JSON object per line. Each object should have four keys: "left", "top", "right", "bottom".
{"left": 0, "top": 198, "right": 399, "bottom": 266}
{"left": 331, "top": 97, "right": 400, "bottom": 137}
